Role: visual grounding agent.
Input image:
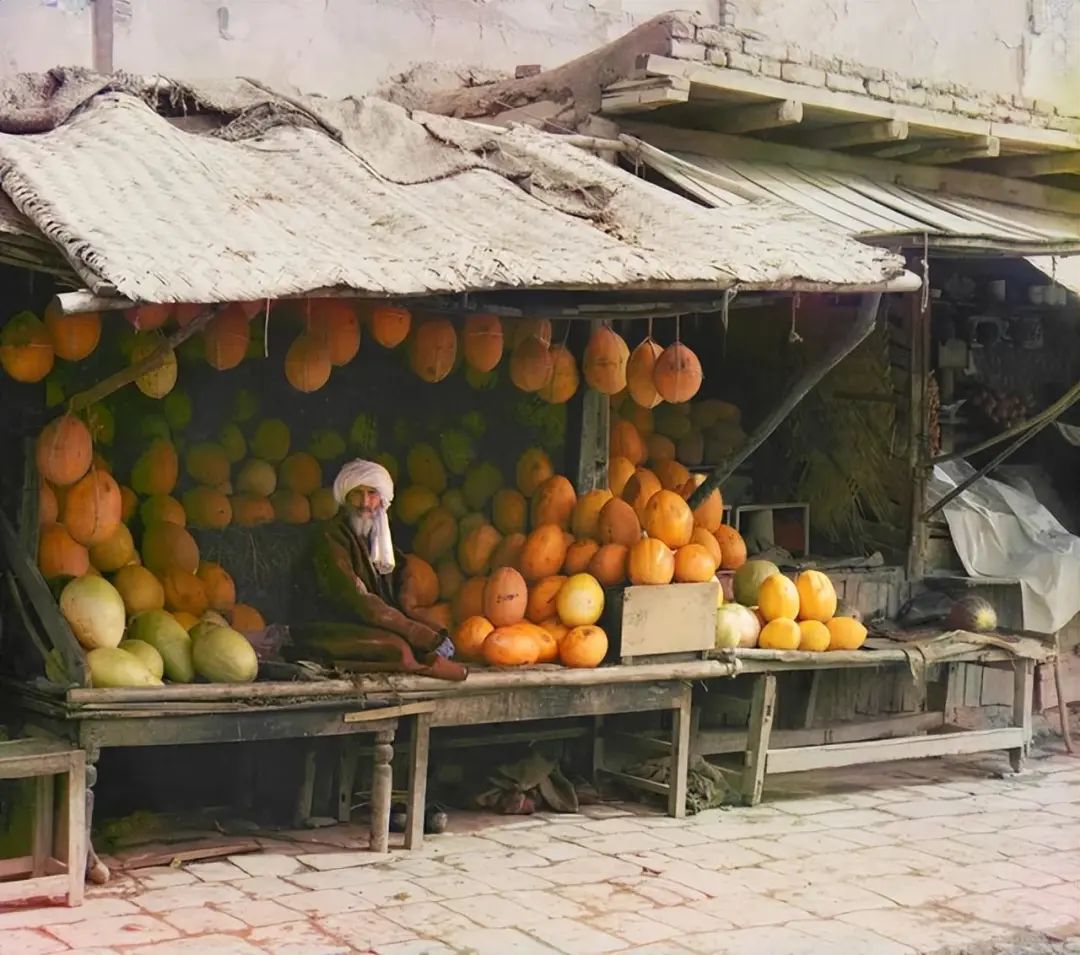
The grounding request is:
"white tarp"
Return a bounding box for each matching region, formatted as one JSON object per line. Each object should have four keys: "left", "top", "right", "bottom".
{"left": 928, "top": 461, "right": 1080, "bottom": 634}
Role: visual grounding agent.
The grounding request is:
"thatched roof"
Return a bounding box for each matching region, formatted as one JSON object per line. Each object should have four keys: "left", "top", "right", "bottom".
{"left": 0, "top": 70, "right": 908, "bottom": 303}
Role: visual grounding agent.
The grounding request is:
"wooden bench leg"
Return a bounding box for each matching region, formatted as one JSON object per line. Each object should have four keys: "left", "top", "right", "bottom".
{"left": 668, "top": 684, "right": 692, "bottom": 818}
{"left": 32, "top": 773, "right": 54, "bottom": 878}
{"left": 67, "top": 754, "right": 86, "bottom": 906}
{"left": 1010, "top": 658, "right": 1034, "bottom": 772}
{"left": 369, "top": 728, "right": 394, "bottom": 853}
{"left": 293, "top": 746, "right": 317, "bottom": 828}
{"left": 404, "top": 713, "right": 431, "bottom": 850}
{"left": 337, "top": 738, "right": 361, "bottom": 824}
{"left": 742, "top": 673, "right": 776, "bottom": 806}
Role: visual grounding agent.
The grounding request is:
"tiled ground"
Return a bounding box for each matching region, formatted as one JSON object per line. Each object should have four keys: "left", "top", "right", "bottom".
{"left": 6, "top": 743, "right": 1080, "bottom": 954}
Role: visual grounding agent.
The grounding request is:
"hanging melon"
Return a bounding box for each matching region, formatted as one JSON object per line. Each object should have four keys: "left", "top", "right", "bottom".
{"left": 507, "top": 318, "right": 552, "bottom": 349}
{"left": 509, "top": 336, "right": 553, "bottom": 393}
{"left": 130, "top": 332, "right": 178, "bottom": 398}
{"left": 463, "top": 313, "right": 504, "bottom": 373}
{"left": 539, "top": 345, "right": 579, "bottom": 404}
{"left": 35, "top": 414, "right": 93, "bottom": 487}
{"left": 285, "top": 333, "right": 332, "bottom": 393}
{"left": 62, "top": 469, "right": 122, "bottom": 547}
{"left": 306, "top": 299, "right": 361, "bottom": 367}
{"left": 38, "top": 523, "right": 90, "bottom": 580}
{"left": 583, "top": 326, "right": 628, "bottom": 395}
{"left": 369, "top": 303, "right": 411, "bottom": 348}
{"left": 202, "top": 304, "right": 251, "bottom": 371}
{"left": 0, "top": 311, "right": 54, "bottom": 383}
{"left": 409, "top": 317, "right": 457, "bottom": 383}
{"left": 43, "top": 303, "right": 101, "bottom": 362}
{"left": 654, "top": 342, "right": 703, "bottom": 403}
{"left": 626, "top": 338, "right": 663, "bottom": 409}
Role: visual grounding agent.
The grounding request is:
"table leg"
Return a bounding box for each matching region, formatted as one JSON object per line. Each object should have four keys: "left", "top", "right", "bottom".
{"left": 742, "top": 673, "right": 776, "bottom": 806}
{"left": 405, "top": 713, "right": 431, "bottom": 850}
{"left": 294, "top": 746, "right": 317, "bottom": 828}
{"left": 591, "top": 715, "right": 606, "bottom": 789}
{"left": 67, "top": 754, "right": 86, "bottom": 906}
{"left": 668, "top": 684, "right": 692, "bottom": 818}
{"left": 1010, "top": 658, "right": 1034, "bottom": 772}
{"left": 370, "top": 728, "right": 394, "bottom": 853}
{"left": 32, "top": 773, "right": 54, "bottom": 878}
{"left": 82, "top": 746, "right": 107, "bottom": 885}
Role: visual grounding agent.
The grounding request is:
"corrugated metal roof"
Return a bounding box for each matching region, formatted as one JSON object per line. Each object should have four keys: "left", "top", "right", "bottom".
{"left": 635, "top": 141, "right": 1080, "bottom": 255}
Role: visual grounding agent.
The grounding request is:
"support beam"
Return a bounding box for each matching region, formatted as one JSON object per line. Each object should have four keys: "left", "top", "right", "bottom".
{"left": 601, "top": 76, "right": 690, "bottom": 115}
{"left": 990, "top": 149, "right": 1080, "bottom": 179}
{"left": 915, "top": 136, "right": 1000, "bottom": 165}
{"left": 711, "top": 99, "right": 803, "bottom": 135}
{"left": 804, "top": 119, "right": 908, "bottom": 150}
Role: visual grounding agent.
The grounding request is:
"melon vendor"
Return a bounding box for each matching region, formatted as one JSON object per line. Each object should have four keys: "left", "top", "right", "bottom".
{"left": 288, "top": 459, "right": 465, "bottom": 680}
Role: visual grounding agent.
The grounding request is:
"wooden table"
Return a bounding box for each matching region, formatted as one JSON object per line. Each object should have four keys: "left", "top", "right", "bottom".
{"left": 4, "top": 680, "right": 435, "bottom": 871}
{"left": 350, "top": 660, "right": 740, "bottom": 845}
{"left": 717, "top": 642, "right": 1046, "bottom": 805}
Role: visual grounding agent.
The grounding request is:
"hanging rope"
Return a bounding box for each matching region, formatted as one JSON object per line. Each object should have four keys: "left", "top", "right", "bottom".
{"left": 263, "top": 298, "right": 272, "bottom": 358}
{"left": 921, "top": 232, "right": 931, "bottom": 313}
{"left": 788, "top": 293, "right": 803, "bottom": 344}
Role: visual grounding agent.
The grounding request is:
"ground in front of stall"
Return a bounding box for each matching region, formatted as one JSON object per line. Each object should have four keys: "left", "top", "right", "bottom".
{"left": 4, "top": 737, "right": 1080, "bottom": 955}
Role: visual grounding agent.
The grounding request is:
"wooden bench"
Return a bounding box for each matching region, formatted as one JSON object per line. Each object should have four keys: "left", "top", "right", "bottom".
{"left": 0, "top": 739, "right": 85, "bottom": 906}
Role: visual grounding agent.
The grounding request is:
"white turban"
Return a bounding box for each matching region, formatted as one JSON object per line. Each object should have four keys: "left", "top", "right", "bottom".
{"left": 333, "top": 460, "right": 396, "bottom": 574}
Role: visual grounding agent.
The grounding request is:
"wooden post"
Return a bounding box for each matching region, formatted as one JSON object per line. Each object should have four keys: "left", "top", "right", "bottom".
{"left": 576, "top": 320, "right": 610, "bottom": 493}
{"left": 32, "top": 774, "right": 54, "bottom": 878}
{"left": 66, "top": 752, "right": 86, "bottom": 906}
{"left": 742, "top": 673, "right": 776, "bottom": 806}
{"left": 92, "top": 0, "right": 115, "bottom": 73}
{"left": 369, "top": 730, "right": 394, "bottom": 853}
{"left": 404, "top": 712, "right": 431, "bottom": 850}
{"left": 906, "top": 286, "right": 931, "bottom": 579}
{"left": 294, "top": 747, "right": 317, "bottom": 828}
{"left": 337, "top": 739, "right": 360, "bottom": 824}
{"left": 1010, "top": 658, "right": 1034, "bottom": 772}
{"left": 668, "top": 684, "right": 692, "bottom": 818}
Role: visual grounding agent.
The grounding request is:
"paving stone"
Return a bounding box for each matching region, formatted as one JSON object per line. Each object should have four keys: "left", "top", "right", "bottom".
{"left": 771, "top": 797, "right": 853, "bottom": 815}
{"left": 576, "top": 832, "right": 671, "bottom": 855}
{"left": 319, "top": 911, "right": 417, "bottom": 949}
{"left": 390, "top": 857, "right": 461, "bottom": 879}
{"left": 812, "top": 808, "right": 898, "bottom": 829}
{"left": 0, "top": 928, "right": 70, "bottom": 955}
{"left": 653, "top": 861, "right": 744, "bottom": 898}
{"left": 282, "top": 864, "right": 387, "bottom": 891}
{"left": 375, "top": 941, "right": 457, "bottom": 955}
{"left": 781, "top": 881, "right": 896, "bottom": 917}
{"left": 681, "top": 924, "right": 822, "bottom": 955}
{"left": 643, "top": 904, "right": 733, "bottom": 934}
{"left": 162, "top": 906, "right": 246, "bottom": 934}
{"left": 228, "top": 875, "right": 296, "bottom": 897}
{"left": 248, "top": 919, "right": 351, "bottom": 954}
{"left": 1012, "top": 851, "right": 1080, "bottom": 881}
{"left": 499, "top": 889, "right": 590, "bottom": 919}
{"left": 451, "top": 849, "right": 552, "bottom": 872}
{"left": 610, "top": 944, "right": 692, "bottom": 955}
{"left": 133, "top": 882, "right": 246, "bottom": 913}
{"left": 226, "top": 853, "right": 304, "bottom": 877}
{"left": 46, "top": 914, "right": 180, "bottom": 949}
{"left": 425, "top": 835, "right": 511, "bottom": 856}
{"left": 135, "top": 868, "right": 199, "bottom": 890}
{"left": 0, "top": 897, "right": 139, "bottom": 931}
{"left": 462, "top": 864, "right": 555, "bottom": 892}
{"left": 946, "top": 890, "right": 1079, "bottom": 933}
{"left": 348, "top": 878, "right": 436, "bottom": 907}
{"left": 533, "top": 840, "right": 596, "bottom": 861}
{"left": 444, "top": 891, "right": 561, "bottom": 929}
{"left": 1013, "top": 824, "right": 1080, "bottom": 850}
{"left": 963, "top": 860, "right": 1062, "bottom": 888}
{"left": 842, "top": 906, "right": 1011, "bottom": 950}
{"left": 278, "top": 887, "right": 373, "bottom": 916}
{"left": 483, "top": 828, "right": 560, "bottom": 849}
{"left": 660, "top": 841, "right": 770, "bottom": 869}
{"left": 294, "top": 850, "right": 391, "bottom": 870}
{"left": 693, "top": 891, "right": 813, "bottom": 928}
{"left": 609, "top": 874, "right": 708, "bottom": 906}
{"left": 436, "top": 926, "right": 557, "bottom": 953}
{"left": 184, "top": 861, "right": 249, "bottom": 882}
{"left": 553, "top": 880, "right": 646, "bottom": 913}
{"left": 789, "top": 917, "right": 917, "bottom": 954}
{"left": 518, "top": 855, "right": 639, "bottom": 886}
{"left": 580, "top": 804, "right": 634, "bottom": 819}
{"left": 379, "top": 900, "right": 480, "bottom": 936}
{"left": 913, "top": 836, "right": 1008, "bottom": 865}
{"left": 742, "top": 831, "right": 858, "bottom": 861}
{"left": 122, "top": 937, "right": 266, "bottom": 955}
{"left": 588, "top": 910, "right": 679, "bottom": 945}
{"left": 930, "top": 864, "right": 1025, "bottom": 894}
{"left": 578, "top": 817, "right": 650, "bottom": 835}
{"left": 860, "top": 873, "right": 965, "bottom": 906}
{"left": 214, "top": 899, "right": 298, "bottom": 927}
{"left": 522, "top": 918, "right": 623, "bottom": 953}
{"left": 411, "top": 872, "right": 494, "bottom": 899}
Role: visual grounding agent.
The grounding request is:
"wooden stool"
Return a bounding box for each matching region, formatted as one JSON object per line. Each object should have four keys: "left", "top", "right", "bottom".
{"left": 0, "top": 739, "right": 85, "bottom": 907}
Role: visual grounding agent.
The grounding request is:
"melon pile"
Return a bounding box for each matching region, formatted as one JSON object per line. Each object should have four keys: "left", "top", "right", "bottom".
{"left": 716, "top": 560, "right": 867, "bottom": 653}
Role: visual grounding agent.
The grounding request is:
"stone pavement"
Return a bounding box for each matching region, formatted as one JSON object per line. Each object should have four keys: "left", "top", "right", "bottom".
{"left": 4, "top": 744, "right": 1080, "bottom": 955}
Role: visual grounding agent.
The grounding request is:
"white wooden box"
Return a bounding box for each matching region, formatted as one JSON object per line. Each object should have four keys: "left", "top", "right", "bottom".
{"left": 613, "top": 581, "right": 718, "bottom": 660}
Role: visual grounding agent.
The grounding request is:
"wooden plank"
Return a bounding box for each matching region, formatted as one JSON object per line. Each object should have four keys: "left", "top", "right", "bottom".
{"left": 641, "top": 54, "right": 1080, "bottom": 152}
{"left": 0, "top": 857, "right": 34, "bottom": 878}
{"left": 766, "top": 726, "right": 1026, "bottom": 773}
{"left": 668, "top": 685, "right": 692, "bottom": 818}
{"left": 0, "top": 874, "right": 69, "bottom": 906}
{"left": 916, "top": 136, "right": 1000, "bottom": 165}
{"left": 620, "top": 582, "right": 717, "bottom": 657}
{"left": 342, "top": 701, "right": 435, "bottom": 723}
{"left": 601, "top": 76, "right": 690, "bottom": 114}
{"left": 621, "top": 120, "right": 1080, "bottom": 216}
{"left": 804, "top": 120, "right": 908, "bottom": 150}
{"left": 711, "top": 99, "right": 803, "bottom": 135}
{"left": 597, "top": 769, "right": 669, "bottom": 796}
{"left": 697, "top": 711, "right": 945, "bottom": 754}
{"left": 405, "top": 712, "right": 431, "bottom": 850}
{"left": 992, "top": 150, "right": 1080, "bottom": 179}
{"left": 429, "top": 682, "right": 686, "bottom": 728}
{"left": 1010, "top": 658, "right": 1035, "bottom": 772}
{"left": 68, "top": 680, "right": 358, "bottom": 705}
{"left": 741, "top": 673, "right": 776, "bottom": 806}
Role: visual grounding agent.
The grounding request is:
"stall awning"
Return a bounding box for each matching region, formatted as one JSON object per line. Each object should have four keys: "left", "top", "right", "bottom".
{"left": 0, "top": 72, "right": 913, "bottom": 304}
{"left": 635, "top": 140, "right": 1080, "bottom": 257}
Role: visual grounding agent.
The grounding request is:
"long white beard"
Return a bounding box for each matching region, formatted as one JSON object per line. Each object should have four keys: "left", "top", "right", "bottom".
{"left": 348, "top": 512, "right": 375, "bottom": 541}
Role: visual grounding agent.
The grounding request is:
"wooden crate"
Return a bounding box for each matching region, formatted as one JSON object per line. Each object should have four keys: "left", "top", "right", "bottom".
{"left": 603, "top": 582, "right": 718, "bottom": 663}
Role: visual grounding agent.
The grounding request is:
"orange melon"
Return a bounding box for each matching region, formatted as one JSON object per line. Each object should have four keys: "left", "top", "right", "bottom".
{"left": 279, "top": 453, "right": 322, "bottom": 496}
{"left": 306, "top": 299, "right": 361, "bottom": 367}
{"left": 622, "top": 468, "right": 663, "bottom": 520}
{"left": 0, "top": 311, "right": 53, "bottom": 382}
{"left": 458, "top": 524, "right": 502, "bottom": 576}
{"left": 628, "top": 538, "right": 675, "bottom": 586}
{"left": 409, "top": 317, "right": 457, "bottom": 383}
{"left": 202, "top": 304, "right": 250, "bottom": 370}
{"left": 559, "top": 624, "right": 608, "bottom": 668}
{"left": 131, "top": 439, "right": 179, "bottom": 497}
{"left": 681, "top": 476, "right": 724, "bottom": 534}
{"left": 492, "top": 488, "right": 528, "bottom": 536}
{"left": 582, "top": 326, "right": 628, "bottom": 395}
{"left": 37, "top": 523, "right": 90, "bottom": 579}
{"left": 642, "top": 489, "right": 694, "bottom": 549}
{"left": 571, "top": 489, "right": 613, "bottom": 540}
{"left": 38, "top": 484, "right": 58, "bottom": 526}
{"left": 142, "top": 521, "right": 200, "bottom": 575}
{"left": 519, "top": 525, "right": 569, "bottom": 582}
{"left": 161, "top": 571, "right": 209, "bottom": 616}
{"left": 690, "top": 526, "right": 723, "bottom": 568}
{"left": 530, "top": 475, "right": 577, "bottom": 530}
{"left": 626, "top": 338, "right": 663, "bottom": 409}
{"left": 758, "top": 574, "right": 800, "bottom": 622}
{"left": 526, "top": 575, "right": 566, "bottom": 624}
{"left": 826, "top": 617, "right": 868, "bottom": 651}
{"left": 607, "top": 457, "right": 635, "bottom": 497}
{"left": 44, "top": 303, "right": 101, "bottom": 362}
{"left": 142, "top": 494, "right": 187, "bottom": 527}
{"left": 483, "top": 567, "right": 528, "bottom": 627}
{"left": 112, "top": 564, "right": 165, "bottom": 616}
{"left": 610, "top": 419, "right": 646, "bottom": 466}
{"left": 563, "top": 539, "right": 600, "bottom": 575}
{"left": 509, "top": 336, "right": 553, "bottom": 393}
{"left": 271, "top": 490, "right": 312, "bottom": 524}
{"left": 229, "top": 603, "right": 266, "bottom": 631}
{"left": 653, "top": 342, "right": 703, "bottom": 403}
{"left": 760, "top": 618, "right": 801, "bottom": 651}
{"left": 483, "top": 624, "right": 541, "bottom": 667}
{"left": 798, "top": 619, "right": 831, "bottom": 652}
{"left": 491, "top": 532, "right": 526, "bottom": 572}
{"left": 232, "top": 494, "right": 276, "bottom": 527}
{"left": 796, "top": 571, "right": 837, "bottom": 623}
{"left": 539, "top": 345, "right": 579, "bottom": 404}
{"left": 197, "top": 561, "right": 237, "bottom": 612}
{"left": 452, "top": 576, "right": 487, "bottom": 623}
{"left": 454, "top": 615, "right": 494, "bottom": 661}
{"left": 62, "top": 469, "right": 122, "bottom": 547}
{"left": 462, "top": 313, "right": 503, "bottom": 373}
{"left": 285, "top": 333, "right": 332, "bottom": 393}
{"left": 88, "top": 522, "right": 135, "bottom": 573}
{"left": 715, "top": 525, "right": 748, "bottom": 571}
{"left": 588, "top": 543, "right": 628, "bottom": 587}
{"left": 516, "top": 448, "right": 554, "bottom": 498}
{"left": 654, "top": 459, "right": 691, "bottom": 493}
{"left": 369, "top": 303, "right": 412, "bottom": 348}
{"left": 35, "top": 415, "right": 93, "bottom": 488}
{"left": 596, "top": 497, "right": 642, "bottom": 548}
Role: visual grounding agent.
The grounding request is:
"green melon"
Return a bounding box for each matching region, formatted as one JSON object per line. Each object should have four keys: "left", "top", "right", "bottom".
{"left": 117, "top": 639, "right": 165, "bottom": 680}
{"left": 733, "top": 559, "right": 781, "bottom": 607}
{"left": 87, "top": 647, "right": 161, "bottom": 688}
{"left": 192, "top": 626, "right": 258, "bottom": 684}
{"left": 127, "top": 610, "right": 195, "bottom": 683}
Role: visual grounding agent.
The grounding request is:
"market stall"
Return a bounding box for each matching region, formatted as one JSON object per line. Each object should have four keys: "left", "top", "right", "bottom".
{"left": 0, "top": 71, "right": 920, "bottom": 883}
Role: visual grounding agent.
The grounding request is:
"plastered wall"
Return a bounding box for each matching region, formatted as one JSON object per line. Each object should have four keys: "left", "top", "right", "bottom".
{"left": 1, "top": 0, "right": 1077, "bottom": 111}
